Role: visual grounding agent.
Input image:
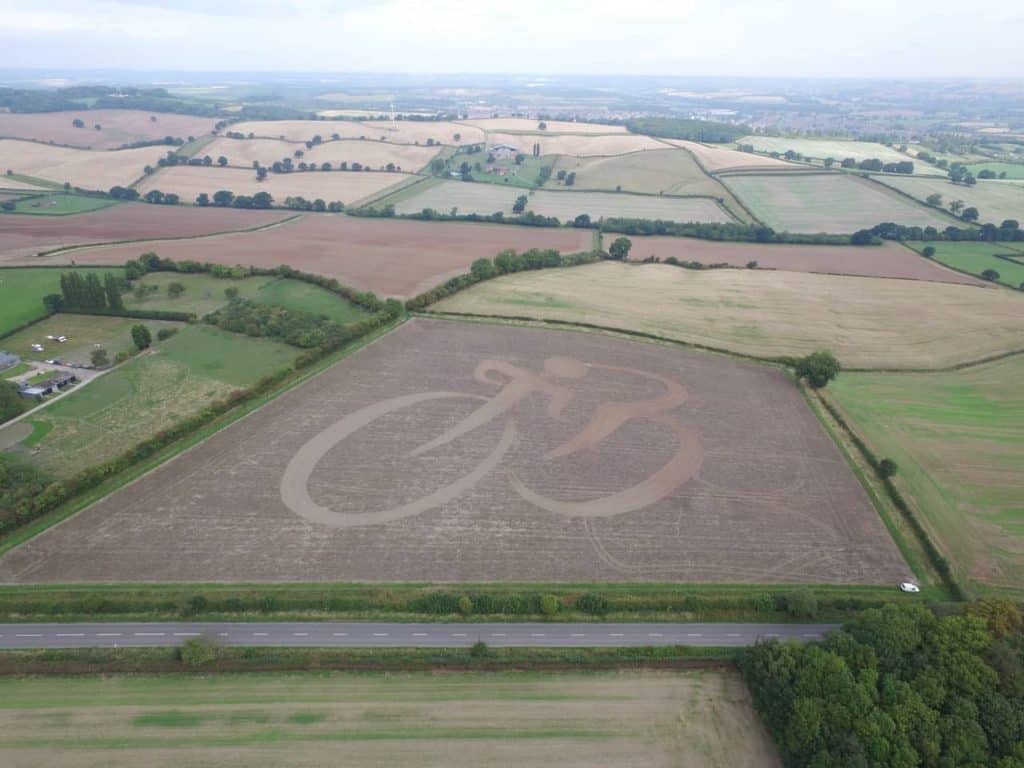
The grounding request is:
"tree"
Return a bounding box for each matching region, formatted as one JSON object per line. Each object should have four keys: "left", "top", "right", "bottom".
{"left": 824, "top": 157, "right": 835, "bottom": 168}
{"left": 212, "top": 190, "right": 234, "bottom": 207}
{"left": 72, "top": 118, "right": 84, "bottom": 128}
{"left": 429, "top": 157, "right": 447, "bottom": 175}
{"left": 167, "top": 282, "right": 185, "bottom": 299}
{"left": 196, "top": 192, "right": 209, "bottom": 206}
{"left": 878, "top": 458, "right": 898, "bottom": 478}
{"left": 564, "top": 171, "right": 576, "bottom": 186}
{"left": 90, "top": 348, "right": 109, "bottom": 367}
{"left": 608, "top": 236, "right": 632, "bottom": 261}
{"left": 103, "top": 273, "right": 123, "bottom": 311}
{"left": 795, "top": 351, "right": 840, "bottom": 388}
{"left": 457, "top": 595, "right": 473, "bottom": 615}
{"left": 573, "top": 213, "right": 591, "bottom": 228}
{"left": 224, "top": 286, "right": 239, "bottom": 299}
{"left": 922, "top": 245, "right": 936, "bottom": 257}
{"left": 981, "top": 268, "right": 1001, "bottom": 282}
{"left": 950, "top": 199, "right": 965, "bottom": 215}
{"left": 538, "top": 121, "right": 547, "bottom": 131}
{"left": 512, "top": 194, "right": 528, "bottom": 214}
{"left": 131, "top": 324, "right": 152, "bottom": 350}
{"left": 962, "top": 206, "right": 979, "bottom": 222}
{"left": 470, "top": 258, "right": 496, "bottom": 281}
{"left": 42, "top": 293, "right": 63, "bottom": 313}
{"left": 785, "top": 588, "right": 818, "bottom": 618}
{"left": 926, "top": 192, "right": 943, "bottom": 207}
{"left": 217, "top": 155, "right": 228, "bottom": 167}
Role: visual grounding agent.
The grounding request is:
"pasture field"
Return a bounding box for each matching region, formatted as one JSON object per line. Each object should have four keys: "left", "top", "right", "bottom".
{"left": 965, "top": 162, "right": 1024, "bottom": 179}
{"left": 0, "top": 267, "right": 120, "bottom": 334}
{"left": 0, "top": 192, "right": 117, "bottom": 216}
{"left": 459, "top": 153, "right": 554, "bottom": 188}
{"left": 666, "top": 140, "right": 801, "bottom": 172}
{"left": 204, "top": 137, "right": 440, "bottom": 173}
{"left": 253, "top": 278, "right": 369, "bottom": 323}
{"left": 722, "top": 173, "right": 952, "bottom": 233}
{"left": 0, "top": 313, "right": 178, "bottom": 366}
{"left": 29, "top": 215, "right": 596, "bottom": 297}
{"left": 871, "top": 174, "right": 1024, "bottom": 226}
{"left": 0, "top": 204, "right": 289, "bottom": 262}
{"left": 432, "top": 261, "right": 1024, "bottom": 369}
{"left": 461, "top": 117, "right": 627, "bottom": 134}
{"left": 907, "top": 241, "right": 1024, "bottom": 288}
{"left": 122, "top": 272, "right": 277, "bottom": 316}
{"left": 232, "top": 120, "right": 486, "bottom": 146}
{"left": 0, "top": 318, "right": 907, "bottom": 584}
{"left": 547, "top": 148, "right": 726, "bottom": 197}
{"left": 829, "top": 355, "right": 1024, "bottom": 590}
{"left": 0, "top": 109, "right": 219, "bottom": 150}
{"left": 391, "top": 180, "right": 732, "bottom": 223}
{"left": 0, "top": 324, "right": 298, "bottom": 478}
{"left": 486, "top": 132, "right": 664, "bottom": 157}
{"left": 0, "top": 670, "right": 778, "bottom": 768}
{"left": 138, "top": 166, "right": 411, "bottom": 206}
{"left": 0, "top": 140, "right": 167, "bottom": 190}
{"left": 736, "top": 136, "right": 938, "bottom": 172}
{"left": 621, "top": 237, "right": 981, "bottom": 285}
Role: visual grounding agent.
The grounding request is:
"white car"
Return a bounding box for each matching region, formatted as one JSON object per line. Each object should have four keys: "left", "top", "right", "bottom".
{"left": 899, "top": 582, "right": 920, "bottom": 593}
{"left": 31, "top": 343, "right": 44, "bottom": 352}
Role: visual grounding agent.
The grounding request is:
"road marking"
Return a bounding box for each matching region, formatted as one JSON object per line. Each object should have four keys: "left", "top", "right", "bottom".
{"left": 451, "top": 633, "right": 467, "bottom": 637}
{"left": 372, "top": 633, "right": 389, "bottom": 637}
{"left": 96, "top": 633, "right": 121, "bottom": 637}
{"left": 765, "top": 633, "right": 780, "bottom": 638}
{"left": 530, "top": 633, "right": 545, "bottom": 637}
{"left": 648, "top": 633, "right": 663, "bottom": 637}
{"left": 610, "top": 633, "right": 624, "bottom": 637}
{"left": 412, "top": 632, "right": 428, "bottom": 637}
{"left": 802, "top": 634, "right": 818, "bottom": 638}
{"left": 490, "top": 633, "right": 506, "bottom": 637}
{"left": 293, "top": 633, "right": 309, "bottom": 637}
{"left": 253, "top": 632, "right": 269, "bottom": 637}
{"left": 727, "top": 633, "right": 742, "bottom": 638}
{"left": 219, "top": 633, "right": 229, "bottom": 637}
{"left": 333, "top": 633, "right": 349, "bottom": 637}
{"left": 687, "top": 633, "right": 702, "bottom": 638}
{"left": 134, "top": 632, "right": 165, "bottom": 637}
{"left": 56, "top": 633, "right": 85, "bottom": 637}
{"left": 571, "top": 633, "right": 586, "bottom": 637}
{"left": 16, "top": 633, "right": 42, "bottom": 638}
{"left": 173, "top": 632, "right": 199, "bottom": 637}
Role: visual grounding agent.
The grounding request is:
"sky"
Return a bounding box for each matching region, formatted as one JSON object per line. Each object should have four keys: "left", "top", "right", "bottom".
{"left": 0, "top": 0, "right": 1021, "bottom": 78}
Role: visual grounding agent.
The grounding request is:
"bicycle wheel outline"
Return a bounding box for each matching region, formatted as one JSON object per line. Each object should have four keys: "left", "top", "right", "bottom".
{"left": 280, "top": 391, "right": 516, "bottom": 529}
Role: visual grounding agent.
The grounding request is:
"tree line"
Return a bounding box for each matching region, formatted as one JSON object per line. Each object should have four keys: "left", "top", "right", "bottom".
{"left": 47, "top": 271, "right": 125, "bottom": 313}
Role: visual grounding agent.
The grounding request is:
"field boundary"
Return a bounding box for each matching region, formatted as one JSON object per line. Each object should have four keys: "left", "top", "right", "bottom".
{"left": 901, "top": 241, "right": 1024, "bottom": 292}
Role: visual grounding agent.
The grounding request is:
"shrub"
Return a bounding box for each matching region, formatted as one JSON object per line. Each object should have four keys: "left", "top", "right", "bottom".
{"left": 224, "top": 286, "right": 239, "bottom": 299}
{"left": 878, "top": 458, "right": 898, "bottom": 478}
{"left": 89, "top": 348, "right": 109, "bottom": 367}
{"left": 922, "top": 245, "right": 936, "bottom": 258}
{"left": 539, "top": 594, "right": 561, "bottom": 616}
{"left": 156, "top": 327, "right": 178, "bottom": 341}
{"left": 784, "top": 588, "right": 818, "bottom": 619}
{"left": 576, "top": 593, "right": 609, "bottom": 615}
{"left": 981, "top": 268, "right": 1001, "bottom": 282}
{"left": 470, "top": 641, "right": 493, "bottom": 660}
{"left": 178, "top": 635, "right": 222, "bottom": 667}
{"left": 746, "top": 260, "right": 758, "bottom": 269}
{"left": 457, "top": 595, "right": 473, "bottom": 616}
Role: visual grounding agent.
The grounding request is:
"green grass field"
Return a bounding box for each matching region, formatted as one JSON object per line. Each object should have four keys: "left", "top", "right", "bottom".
{"left": 1, "top": 192, "right": 117, "bottom": 215}
{"left": 909, "top": 242, "right": 1024, "bottom": 288}
{"left": 965, "top": 162, "right": 1024, "bottom": 180}
{"left": 873, "top": 175, "right": 1024, "bottom": 227}
{"left": 458, "top": 153, "right": 554, "bottom": 189}
{"left": 0, "top": 670, "right": 779, "bottom": 767}
{"left": 0, "top": 267, "right": 120, "bottom": 335}
{"left": 124, "top": 272, "right": 278, "bottom": 317}
{"left": 3, "top": 324, "right": 297, "bottom": 477}
{"left": 253, "top": 279, "right": 368, "bottom": 323}
{"left": 829, "top": 355, "right": 1024, "bottom": 592}
{"left": 1, "top": 313, "right": 177, "bottom": 365}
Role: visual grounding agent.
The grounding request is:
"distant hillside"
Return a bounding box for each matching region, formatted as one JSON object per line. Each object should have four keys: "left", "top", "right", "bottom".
{"left": 626, "top": 117, "right": 747, "bottom": 143}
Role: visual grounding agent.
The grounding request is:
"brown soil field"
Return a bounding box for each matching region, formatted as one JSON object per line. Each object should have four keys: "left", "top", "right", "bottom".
{"left": 0, "top": 204, "right": 289, "bottom": 261}
{"left": 138, "top": 165, "right": 411, "bottom": 205}
{"left": 0, "top": 140, "right": 168, "bottom": 190}
{"left": 232, "top": 120, "right": 485, "bottom": 146}
{"left": 625, "top": 237, "right": 984, "bottom": 285}
{"left": 487, "top": 133, "right": 665, "bottom": 157}
{"left": 0, "top": 318, "right": 908, "bottom": 584}
{"left": 17, "top": 216, "right": 595, "bottom": 297}
{"left": 665, "top": 140, "right": 802, "bottom": 172}
{"left": 204, "top": 137, "right": 441, "bottom": 172}
{"left": 0, "top": 109, "right": 219, "bottom": 150}
{"left": 460, "top": 118, "right": 628, "bottom": 134}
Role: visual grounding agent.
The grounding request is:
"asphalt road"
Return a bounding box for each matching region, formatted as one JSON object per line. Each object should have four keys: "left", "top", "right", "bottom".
{"left": 0, "top": 622, "right": 838, "bottom": 649}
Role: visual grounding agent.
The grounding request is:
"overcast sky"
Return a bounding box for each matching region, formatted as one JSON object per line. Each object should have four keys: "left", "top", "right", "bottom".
{"left": 1, "top": 0, "right": 1021, "bottom": 78}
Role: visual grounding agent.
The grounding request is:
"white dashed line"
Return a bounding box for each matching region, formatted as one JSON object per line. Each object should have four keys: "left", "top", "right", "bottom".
{"left": 56, "top": 633, "right": 85, "bottom": 638}
{"left": 293, "top": 633, "right": 309, "bottom": 637}
{"left": 253, "top": 632, "right": 269, "bottom": 637}
{"left": 134, "top": 633, "right": 165, "bottom": 637}
{"left": 530, "top": 633, "right": 545, "bottom": 637}
{"left": 372, "top": 633, "right": 389, "bottom": 637}
{"left": 802, "top": 634, "right": 818, "bottom": 638}
{"left": 687, "top": 633, "right": 703, "bottom": 638}
{"left": 173, "top": 632, "right": 199, "bottom": 637}
{"left": 96, "top": 633, "right": 121, "bottom": 637}
{"left": 490, "top": 633, "right": 506, "bottom": 637}
{"left": 16, "top": 633, "right": 42, "bottom": 638}
{"left": 333, "top": 633, "right": 349, "bottom": 637}
{"left": 610, "top": 633, "right": 624, "bottom": 637}
{"left": 412, "top": 632, "right": 428, "bottom": 637}
{"left": 727, "top": 633, "right": 742, "bottom": 638}
{"left": 765, "top": 633, "right": 781, "bottom": 638}
{"left": 570, "top": 633, "right": 586, "bottom": 637}
{"left": 451, "top": 633, "right": 467, "bottom": 637}
{"left": 648, "top": 633, "right": 663, "bottom": 638}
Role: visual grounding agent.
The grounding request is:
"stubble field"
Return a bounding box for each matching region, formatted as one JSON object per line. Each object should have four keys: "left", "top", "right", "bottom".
{"left": 871, "top": 175, "right": 1024, "bottom": 227}
{"left": 547, "top": 149, "right": 730, "bottom": 197}
{"left": 431, "top": 261, "right": 1023, "bottom": 369}
{"left": 0, "top": 670, "right": 779, "bottom": 768}
{"left": 231, "top": 120, "right": 486, "bottom": 146}
{"left": 485, "top": 133, "right": 664, "bottom": 156}
{"left": 0, "top": 140, "right": 168, "bottom": 190}
{"left": 666, "top": 140, "right": 801, "bottom": 172}
{"left": 460, "top": 118, "right": 628, "bottom": 134}
{"left": 0, "top": 318, "right": 907, "bottom": 584}
{"left": 203, "top": 137, "right": 441, "bottom": 173}
{"left": 0, "top": 109, "right": 219, "bottom": 150}
{"left": 17, "top": 215, "right": 596, "bottom": 297}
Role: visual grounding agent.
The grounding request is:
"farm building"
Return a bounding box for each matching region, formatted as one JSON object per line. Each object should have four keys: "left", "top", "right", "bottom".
{"left": 20, "top": 372, "right": 77, "bottom": 398}
{"left": 489, "top": 144, "right": 519, "bottom": 159}
{"left": 0, "top": 351, "right": 19, "bottom": 371}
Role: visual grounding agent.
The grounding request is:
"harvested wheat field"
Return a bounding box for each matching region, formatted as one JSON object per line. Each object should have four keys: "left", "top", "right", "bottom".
{"left": 487, "top": 132, "right": 665, "bottom": 157}
{"left": 22, "top": 216, "right": 595, "bottom": 296}
{"left": 625, "top": 237, "right": 983, "bottom": 284}
{"left": 871, "top": 175, "right": 1024, "bottom": 226}
{"left": 0, "top": 109, "right": 219, "bottom": 150}
{"left": 461, "top": 117, "right": 627, "bottom": 134}
{"left": 0, "top": 317, "right": 907, "bottom": 584}
{"left": 548, "top": 149, "right": 728, "bottom": 197}
{"left": 204, "top": 137, "right": 440, "bottom": 172}
{"left": 666, "top": 140, "right": 802, "bottom": 172}
{"left": 0, "top": 204, "right": 289, "bottom": 261}
{"left": 0, "top": 670, "right": 779, "bottom": 768}
{"left": 232, "top": 120, "right": 485, "bottom": 146}
{"left": 0, "top": 140, "right": 167, "bottom": 190}
{"left": 229, "top": 120, "right": 379, "bottom": 142}
{"left": 737, "top": 136, "right": 940, "bottom": 173}
{"left": 139, "top": 165, "right": 411, "bottom": 205}
{"left": 433, "top": 261, "right": 1023, "bottom": 369}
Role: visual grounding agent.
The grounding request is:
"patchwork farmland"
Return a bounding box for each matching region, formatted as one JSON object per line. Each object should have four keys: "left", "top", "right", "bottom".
{"left": 0, "top": 109, "right": 220, "bottom": 150}
{"left": 721, "top": 173, "right": 954, "bottom": 232}
{"left": 0, "top": 140, "right": 168, "bottom": 190}
{"left": 547, "top": 148, "right": 731, "bottom": 196}
{"left": 431, "top": 261, "right": 1022, "bottom": 369}
{"left": 0, "top": 318, "right": 907, "bottom": 584}
{"left": 871, "top": 174, "right": 1024, "bottom": 226}
{"left": 19, "top": 215, "right": 596, "bottom": 297}
{"left": 203, "top": 136, "right": 441, "bottom": 173}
